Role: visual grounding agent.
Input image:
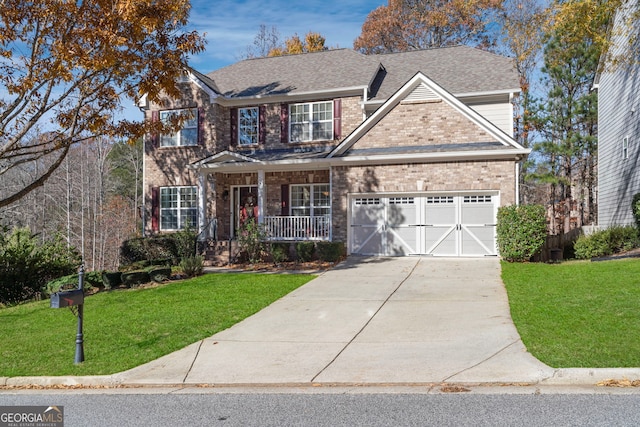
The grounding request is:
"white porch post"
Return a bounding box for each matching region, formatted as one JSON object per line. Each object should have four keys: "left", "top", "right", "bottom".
{"left": 257, "top": 169, "right": 265, "bottom": 225}
{"left": 197, "top": 171, "right": 207, "bottom": 240}
{"left": 515, "top": 161, "right": 521, "bottom": 206}
{"left": 329, "top": 166, "right": 333, "bottom": 241}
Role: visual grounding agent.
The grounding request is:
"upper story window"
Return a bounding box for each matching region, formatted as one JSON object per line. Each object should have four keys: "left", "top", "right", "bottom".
{"left": 160, "top": 186, "right": 197, "bottom": 230}
{"left": 238, "top": 107, "right": 259, "bottom": 146}
{"left": 623, "top": 136, "right": 629, "bottom": 160}
{"left": 160, "top": 108, "right": 198, "bottom": 147}
{"left": 290, "top": 101, "right": 333, "bottom": 143}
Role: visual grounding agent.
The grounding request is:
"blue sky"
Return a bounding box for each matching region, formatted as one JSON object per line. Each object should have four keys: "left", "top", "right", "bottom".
{"left": 185, "top": 0, "right": 385, "bottom": 72}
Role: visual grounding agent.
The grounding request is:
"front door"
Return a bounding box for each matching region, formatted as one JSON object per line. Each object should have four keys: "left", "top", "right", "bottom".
{"left": 232, "top": 185, "right": 258, "bottom": 238}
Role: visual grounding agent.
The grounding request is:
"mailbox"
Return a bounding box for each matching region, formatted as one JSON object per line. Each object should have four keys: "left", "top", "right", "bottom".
{"left": 50, "top": 289, "right": 84, "bottom": 308}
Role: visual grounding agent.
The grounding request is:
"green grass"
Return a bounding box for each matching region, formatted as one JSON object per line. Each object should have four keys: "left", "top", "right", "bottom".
{"left": 0, "top": 273, "right": 313, "bottom": 377}
{"left": 502, "top": 258, "right": 640, "bottom": 368}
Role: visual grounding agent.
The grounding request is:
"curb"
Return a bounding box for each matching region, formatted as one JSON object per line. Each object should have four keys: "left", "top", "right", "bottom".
{"left": 4, "top": 369, "right": 640, "bottom": 389}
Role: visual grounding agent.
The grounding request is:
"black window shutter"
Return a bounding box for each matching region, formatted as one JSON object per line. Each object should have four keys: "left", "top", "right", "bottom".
{"left": 151, "top": 187, "right": 160, "bottom": 232}
{"left": 230, "top": 108, "right": 238, "bottom": 146}
{"left": 281, "top": 184, "right": 289, "bottom": 216}
{"left": 259, "top": 105, "right": 266, "bottom": 145}
{"left": 197, "top": 107, "right": 205, "bottom": 146}
{"left": 333, "top": 99, "right": 342, "bottom": 140}
{"left": 151, "top": 110, "right": 159, "bottom": 148}
{"left": 280, "top": 104, "right": 288, "bottom": 143}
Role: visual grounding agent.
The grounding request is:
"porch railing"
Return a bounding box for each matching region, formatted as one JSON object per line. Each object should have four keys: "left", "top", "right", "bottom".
{"left": 262, "top": 215, "right": 330, "bottom": 241}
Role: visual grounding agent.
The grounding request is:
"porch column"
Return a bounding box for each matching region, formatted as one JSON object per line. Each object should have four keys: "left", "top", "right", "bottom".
{"left": 197, "top": 171, "right": 207, "bottom": 240}
{"left": 257, "top": 169, "right": 265, "bottom": 225}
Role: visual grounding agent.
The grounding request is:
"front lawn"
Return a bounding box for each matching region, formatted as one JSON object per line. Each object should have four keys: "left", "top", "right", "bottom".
{"left": 0, "top": 273, "right": 313, "bottom": 377}
{"left": 502, "top": 258, "right": 640, "bottom": 368}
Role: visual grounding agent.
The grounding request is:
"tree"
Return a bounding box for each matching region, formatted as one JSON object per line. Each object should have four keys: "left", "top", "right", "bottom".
{"left": 243, "top": 24, "right": 281, "bottom": 59}
{"left": 242, "top": 27, "right": 328, "bottom": 59}
{"left": 0, "top": 0, "right": 205, "bottom": 209}
{"left": 550, "top": 0, "right": 623, "bottom": 66}
{"left": 498, "top": 0, "right": 553, "bottom": 204}
{"left": 528, "top": 23, "right": 602, "bottom": 230}
{"left": 353, "top": 0, "right": 504, "bottom": 54}
{"left": 268, "top": 32, "right": 327, "bottom": 56}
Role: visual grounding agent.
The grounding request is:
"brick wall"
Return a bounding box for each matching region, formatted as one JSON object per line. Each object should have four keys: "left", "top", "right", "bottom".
{"left": 354, "top": 100, "right": 496, "bottom": 150}
{"left": 330, "top": 161, "right": 516, "bottom": 242}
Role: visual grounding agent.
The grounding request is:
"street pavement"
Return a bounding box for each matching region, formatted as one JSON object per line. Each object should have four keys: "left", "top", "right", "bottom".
{"left": 3, "top": 256, "right": 640, "bottom": 388}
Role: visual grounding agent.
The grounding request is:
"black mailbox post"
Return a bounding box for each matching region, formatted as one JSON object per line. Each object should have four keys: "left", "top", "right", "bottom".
{"left": 50, "top": 264, "right": 85, "bottom": 364}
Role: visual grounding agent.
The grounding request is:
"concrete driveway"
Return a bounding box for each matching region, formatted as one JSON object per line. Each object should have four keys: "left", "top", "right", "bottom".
{"left": 119, "top": 256, "right": 553, "bottom": 386}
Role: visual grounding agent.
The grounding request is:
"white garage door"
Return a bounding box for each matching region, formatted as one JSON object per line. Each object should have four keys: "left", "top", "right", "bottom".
{"left": 350, "top": 193, "right": 497, "bottom": 257}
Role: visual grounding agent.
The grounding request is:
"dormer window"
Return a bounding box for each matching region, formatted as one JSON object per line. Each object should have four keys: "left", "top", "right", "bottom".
{"left": 290, "top": 101, "right": 333, "bottom": 142}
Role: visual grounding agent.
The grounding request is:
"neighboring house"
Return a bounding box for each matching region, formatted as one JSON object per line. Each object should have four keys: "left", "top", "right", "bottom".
{"left": 595, "top": 0, "right": 640, "bottom": 228}
{"left": 141, "top": 46, "right": 529, "bottom": 258}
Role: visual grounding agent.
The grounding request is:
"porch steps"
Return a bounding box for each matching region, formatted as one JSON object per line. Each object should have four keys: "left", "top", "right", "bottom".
{"left": 202, "top": 240, "right": 240, "bottom": 266}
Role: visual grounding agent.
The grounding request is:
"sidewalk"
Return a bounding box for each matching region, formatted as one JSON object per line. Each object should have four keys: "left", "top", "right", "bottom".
{"left": 3, "top": 256, "right": 640, "bottom": 388}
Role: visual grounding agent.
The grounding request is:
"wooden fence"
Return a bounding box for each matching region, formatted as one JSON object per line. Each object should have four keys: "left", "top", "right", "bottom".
{"left": 533, "top": 228, "right": 583, "bottom": 262}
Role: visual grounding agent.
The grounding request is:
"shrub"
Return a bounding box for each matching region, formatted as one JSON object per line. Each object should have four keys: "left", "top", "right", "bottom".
{"left": 496, "top": 204, "right": 547, "bottom": 262}
{"left": 295, "top": 242, "right": 315, "bottom": 262}
{"left": 269, "top": 243, "right": 290, "bottom": 264}
{"left": 316, "top": 241, "right": 345, "bottom": 262}
{"left": 236, "top": 221, "right": 266, "bottom": 264}
{"left": 43, "top": 271, "right": 100, "bottom": 297}
{"left": 172, "top": 227, "right": 197, "bottom": 260}
{"left": 179, "top": 256, "right": 204, "bottom": 278}
{"left": 574, "top": 225, "right": 640, "bottom": 259}
{"left": 148, "top": 267, "right": 172, "bottom": 283}
{"left": 633, "top": 193, "right": 640, "bottom": 231}
{"left": 101, "top": 271, "right": 122, "bottom": 289}
{"left": 121, "top": 270, "right": 150, "bottom": 288}
{"left": 0, "top": 227, "right": 80, "bottom": 305}
{"left": 119, "top": 229, "right": 197, "bottom": 267}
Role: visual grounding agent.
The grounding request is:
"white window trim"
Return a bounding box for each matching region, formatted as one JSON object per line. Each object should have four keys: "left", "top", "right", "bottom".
{"left": 160, "top": 186, "right": 198, "bottom": 231}
{"left": 160, "top": 108, "right": 198, "bottom": 147}
{"left": 238, "top": 107, "right": 259, "bottom": 146}
{"left": 623, "top": 136, "right": 629, "bottom": 160}
{"left": 289, "top": 101, "right": 333, "bottom": 143}
{"left": 290, "top": 183, "right": 330, "bottom": 217}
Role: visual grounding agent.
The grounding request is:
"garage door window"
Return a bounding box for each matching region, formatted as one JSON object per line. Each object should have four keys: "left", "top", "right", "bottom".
{"left": 426, "top": 196, "right": 454, "bottom": 204}
{"left": 464, "top": 195, "right": 492, "bottom": 203}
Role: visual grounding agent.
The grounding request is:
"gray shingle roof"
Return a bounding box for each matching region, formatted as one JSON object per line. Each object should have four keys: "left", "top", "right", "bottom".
{"left": 370, "top": 46, "right": 520, "bottom": 100}
{"left": 202, "top": 46, "right": 519, "bottom": 101}
{"left": 205, "top": 49, "right": 380, "bottom": 98}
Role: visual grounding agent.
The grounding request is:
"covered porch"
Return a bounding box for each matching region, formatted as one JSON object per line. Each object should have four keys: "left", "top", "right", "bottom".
{"left": 193, "top": 151, "right": 333, "bottom": 244}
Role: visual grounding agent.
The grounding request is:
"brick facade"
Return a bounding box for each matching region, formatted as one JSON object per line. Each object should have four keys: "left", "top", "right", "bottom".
{"left": 354, "top": 100, "right": 496, "bottom": 150}
{"left": 330, "top": 161, "right": 516, "bottom": 242}
{"left": 143, "top": 79, "right": 522, "bottom": 250}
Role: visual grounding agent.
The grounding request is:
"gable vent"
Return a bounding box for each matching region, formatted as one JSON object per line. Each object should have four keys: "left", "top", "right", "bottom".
{"left": 403, "top": 83, "right": 440, "bottom": 103}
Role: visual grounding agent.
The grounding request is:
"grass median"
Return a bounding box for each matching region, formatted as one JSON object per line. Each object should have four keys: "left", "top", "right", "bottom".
{"left": 0, "top": 273, "right": 314, "bottom": 377}
{"left": 502, "top": 258, "right": 640, "bottom": 368}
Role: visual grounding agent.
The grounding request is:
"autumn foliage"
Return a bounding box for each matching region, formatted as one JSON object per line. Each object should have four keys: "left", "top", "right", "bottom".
{"left": 0, "top": 0, "right": 205, "bottom": 208}
{"left": 268, "top": 32, "right": 327, "bottom": 56}
{"left": 354, "top": 0, "right": 504, "bottom": 54}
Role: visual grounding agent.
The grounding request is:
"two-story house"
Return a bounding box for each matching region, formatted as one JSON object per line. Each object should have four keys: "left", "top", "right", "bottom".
{"left": 594, "top": 0, "right": 640, "bottom": 228}
{"left": 141, "top": 46, "right": 529, "bottom": 258}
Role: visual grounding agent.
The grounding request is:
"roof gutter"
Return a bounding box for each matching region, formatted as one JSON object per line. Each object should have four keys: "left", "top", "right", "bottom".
{"left": 192, "top": 147, "right": 531, "bottom": 174}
